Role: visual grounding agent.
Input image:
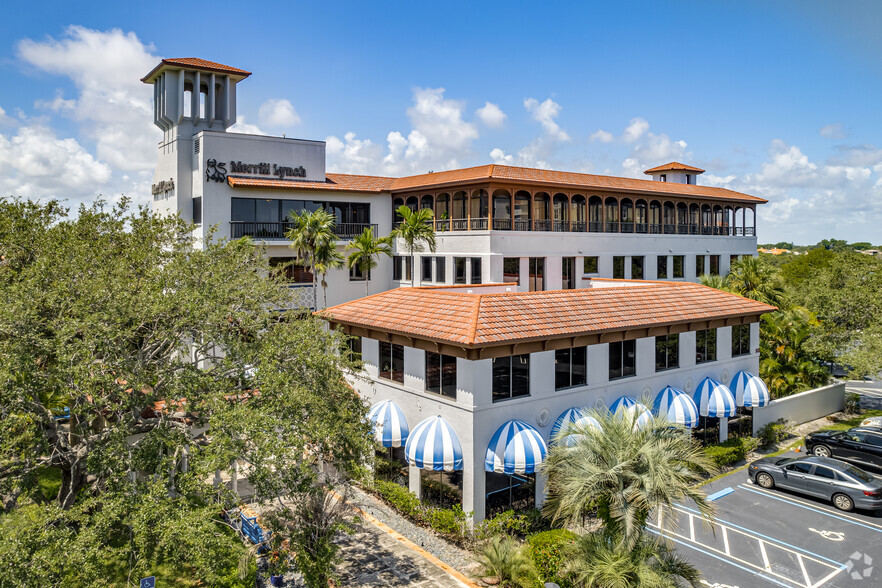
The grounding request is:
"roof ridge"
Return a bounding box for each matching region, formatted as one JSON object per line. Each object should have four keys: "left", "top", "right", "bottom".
{"left": 466, "top": 295, "right": 483, "bottom": 345}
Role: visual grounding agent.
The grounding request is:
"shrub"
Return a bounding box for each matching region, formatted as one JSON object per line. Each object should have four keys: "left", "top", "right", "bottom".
{"left": 757, "top": 418, "right": 790, "bottom": 448}
{"left": 527, "top": 529, "right": 579, "bottom": 588}
{"left": 425, "top": 504, "right": 467, "bottom": 537}
{"left": 475, "top": 509, "right": 550, "bottom": 541}
{"left": 705, "top": 438, "right": 751, "bottom": 467}
{"left": 421, "top": 476, "right": 462, "bottom": 507}
{"left": 372, "top": 479, "right": 422, "bottom": 519}
{"left": 477, "top": 536, "right": 540, "bottom": 588}
{"left": 845, "top": 392, "right": 861, "bottom": 414}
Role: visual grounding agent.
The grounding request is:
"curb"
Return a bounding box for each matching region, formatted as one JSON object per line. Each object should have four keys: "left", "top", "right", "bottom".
{"left": 331, "top": 490, "right": 481, "bottom": 588}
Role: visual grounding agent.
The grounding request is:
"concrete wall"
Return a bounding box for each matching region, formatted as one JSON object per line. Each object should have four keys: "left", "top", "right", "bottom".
{"left": 752, "top": 382, "right": 846, "bottom": 434}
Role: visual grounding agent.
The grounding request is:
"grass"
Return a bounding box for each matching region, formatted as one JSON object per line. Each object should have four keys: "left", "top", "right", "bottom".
{"left": 808, "top": 409, "right": 882, "bottom": 433}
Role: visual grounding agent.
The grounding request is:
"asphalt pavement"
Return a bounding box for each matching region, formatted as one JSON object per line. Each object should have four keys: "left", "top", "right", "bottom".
{"left": 651, "top": 451, "right": 882, "bottom": 588}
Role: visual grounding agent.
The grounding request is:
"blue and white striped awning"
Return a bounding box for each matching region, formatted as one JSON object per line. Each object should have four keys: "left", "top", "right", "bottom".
{"left": 405, "top": 415, "right": 463, "bottom": 471}
{"left": 367, "top": 399, "right": 409, "bottom": 448}
{"left": 609, "top": 396, "right": 653, "bottom": 429}
{"left": 485, "top": 419, "right": 548, "bottom": 474}
{"left": 730, "top": 371, "right": 770, "bottom": 408}
{"left": 692, "top": 377, "right": 737, "bottom": 417}
{"left": 653, "top": 386, "right": 700, "bottom": 428}
{"left": 550, "top": 407, "right": 601, "bottom": 446}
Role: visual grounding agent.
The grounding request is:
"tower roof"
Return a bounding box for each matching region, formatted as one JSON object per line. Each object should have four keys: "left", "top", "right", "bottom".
{"left": 141, "top": 58, "right": 251, "bottom": 84}
{"left": 643, "top": 162, "right": 706, "bottom": 174}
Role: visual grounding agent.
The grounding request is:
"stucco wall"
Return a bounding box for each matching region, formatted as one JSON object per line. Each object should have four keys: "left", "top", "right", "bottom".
{"left": 752, "top": 382, "right": 846, "bottom": 434}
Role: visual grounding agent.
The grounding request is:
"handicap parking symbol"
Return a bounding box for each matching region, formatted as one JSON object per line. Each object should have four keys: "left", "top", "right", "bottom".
{"left": 140, "top": 577, "right": 155, "bottom": 588}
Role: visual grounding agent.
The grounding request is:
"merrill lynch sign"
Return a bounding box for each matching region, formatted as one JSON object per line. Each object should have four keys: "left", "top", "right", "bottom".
{"left": 230, "top": 161, "right": 306, "bottom": 180}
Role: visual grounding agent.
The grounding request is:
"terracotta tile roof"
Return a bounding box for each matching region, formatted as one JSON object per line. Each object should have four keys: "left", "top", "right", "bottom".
{"left": 388, "top": 164, "right": 764, "bottom": 204}
{"left": 141, "top": 58, "right": 252, "bottom": 83}
{"left": 319, "top": 281, "right": 776, "bottom": 348}
{"left": 644, "top": 161, "right": 706, "bottom": 174}
{"left": 227, "top": 173, "right": 396, "bottom": 193}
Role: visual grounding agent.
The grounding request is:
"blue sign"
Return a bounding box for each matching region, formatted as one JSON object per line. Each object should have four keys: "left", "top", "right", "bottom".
{"left": 140, "top": 577, "right": 155, "bottom": 588}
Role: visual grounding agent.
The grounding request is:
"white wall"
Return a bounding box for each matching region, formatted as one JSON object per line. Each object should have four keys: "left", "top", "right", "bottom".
{"left": 752, "top": 382, "right": 846, "bottom": 434}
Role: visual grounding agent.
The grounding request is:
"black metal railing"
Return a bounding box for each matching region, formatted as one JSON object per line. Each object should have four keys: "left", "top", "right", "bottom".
{"left": 230, "top": 222, "right": 376, "bottom": 241}
{"left": 533, "top": 219, "right": 552, "bottom": 232}
{"left": 451, "top": 218, "right": 469, "bottom": 231}
{"left": 513, "top": 219, "right": 532, "bottom": 231}
{"left": 469, "top": 218, "right": 488, "bottom": 230}
{"left": 424, "top": 217, "right": 755, "bottom": 237}
{"left": 492, "top": 218, "right": 512, "bottom": 230}
{"left": 435, "top": 219, "right": 450, "bottom": 231}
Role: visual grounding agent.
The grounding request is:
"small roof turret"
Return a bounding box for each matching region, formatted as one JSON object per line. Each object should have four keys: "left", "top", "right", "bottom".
{"left": 141, "top": 57, "right": 251, "bottom": 84}
{"left": 643, "top": 162, "right": 705, "bottom": 175}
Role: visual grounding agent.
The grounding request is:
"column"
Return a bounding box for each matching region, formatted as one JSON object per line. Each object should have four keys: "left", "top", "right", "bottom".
{"left": 535, "top": 470, "right": 548, "bottom": 511}
{"left": 409, "top": 465, "right": 422, "bottom": 499}
{"left": 463, "top": 452, "right": 486, "bottom": 522}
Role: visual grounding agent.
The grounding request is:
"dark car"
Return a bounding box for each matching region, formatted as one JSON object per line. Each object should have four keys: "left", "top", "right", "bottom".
{"left": 804, "top": 426, "right": 882, "bottom": 468}
{"left": 747, "top": 455, "right": 882, "bottom": 511}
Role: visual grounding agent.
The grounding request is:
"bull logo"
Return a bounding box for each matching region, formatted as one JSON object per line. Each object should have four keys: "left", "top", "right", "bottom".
{"left": 206, "top": 159, "right": 227, "bottom": 183}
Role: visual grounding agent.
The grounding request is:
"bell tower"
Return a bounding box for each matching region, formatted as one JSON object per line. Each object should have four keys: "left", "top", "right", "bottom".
{"left": 141, "top": 58, "right": 251, "bottom": 218}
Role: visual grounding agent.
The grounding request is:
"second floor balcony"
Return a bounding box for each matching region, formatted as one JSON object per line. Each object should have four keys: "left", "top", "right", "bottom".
{"left": 231, "top": 222, "right": 378, "bottom": 241}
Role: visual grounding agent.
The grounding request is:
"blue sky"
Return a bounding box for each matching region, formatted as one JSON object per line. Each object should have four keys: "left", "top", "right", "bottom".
{"left": 2, "top": 0, "right": 881, "bottom": 244}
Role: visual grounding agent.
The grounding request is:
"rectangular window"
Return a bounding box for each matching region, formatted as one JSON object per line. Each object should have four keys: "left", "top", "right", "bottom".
{"left": 405, "top": 257, "right": 413, "bottom": 281}
{"left": 696, "top": 329, "right": 717, "bottom": 363}
{"left": 379, "top": 342, "right": 404, "bottom": 383}
{"left": 269, "top": 257, "right": 313, "bottom": 283}
{"left": 730, "top": 254, "right": 739, "bottom": 267}
{"left": 696, "top": 255, "right": 706, "bottom": 276}
{"left": 613, "top": 256, "right": 626, "bottom": 279}
{"left": 657, "top": 255, "right": 668, "bottom": 279}
{"left": 710, "top": 255, "right": 720, "bottom": 276}
{"left": 435, "top": 257, "right": 446, "bottom": 283}
{"left": 349, "top": 264, "right": 370, "bottom": 281}
{"left": 732, "top": 324, "right": 751, "bottom": 356}
{"left": 673, "top": 255, "right": 684, "bottom": 278}
{"left": 393, "top": 256, "right": 403, "bottom": 281}
{"left": 347, "top": 336, "right": 362, "bottom": 361}
{"left": 583, "top": 256, "right": 599, "bottom": 274}
{"left": 685, "top": 174, "right": 692, "bottom": 185}
{"left": 426, "top": 351, "right": 457, "bottom": 399}
{"left": 529, "top": 257, "right": 544, "bottom": 291}
{"left": 562, "top": 257, "right": 576, "bottom": 289}
{"left": 555, "top": 347, "right": 587, "bottom": 390}
{"left": 655, "top": 334, "right": 679, "bottom": 371}
{"left": 470, "top": 257, "right": 482, "bottom": 284}
{"left": 660, "top": 174, "right": 667, "bottom": 182}
{"left": 503, "top": 257, "right": 520, "bottom": 284}
{"left": 492, "top": 354, "right": 530, "bottom": 402}
{"left": 454, "top": 257, "right": 467, "bottom": 284}
{"left": 255, "top": 198, "right": 278, "bottom": 223}
{"left": 631, "top": 256, "right": 644, "bottom": 280}
{"left": 422, "top": 256, "right": 433, "bottom": 282}
{"left": 609, "top": 340, "right": 636, "bottom": 380}
{"left": 192, "top": 197, "right": 202, "bottom": 224}
{"left": 231, "top": 197, "right": 256, "bottom": 222}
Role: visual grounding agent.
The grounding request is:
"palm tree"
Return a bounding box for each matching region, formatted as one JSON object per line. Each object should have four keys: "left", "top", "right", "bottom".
{"left": 541, "top": 409, "right": 716, "bottom": 551}
{"left": 564, "top": 530, "right": 701, "bottom": 588}
{"left": 760, "top": 306, "right": 829, "bottom": 397}
{"left": 475, "top": 536, "right": 538, "bottom": 588}
{"left": 727, "top": 255, "right": 786, "bottom": 307}
{"left": 285, "top": 208, "right": 337, "bottom": 309}
{"left": 698, "top": 273, "right": 728, "bottom": 291}
{"left": 389, "top": 205, "right": 436, "bottom": 286}
{"left": 346, "top": 228, "right": 392, "bottom": 296}
{"left": 314, "top": 241, "right": 345, "bottom": 308}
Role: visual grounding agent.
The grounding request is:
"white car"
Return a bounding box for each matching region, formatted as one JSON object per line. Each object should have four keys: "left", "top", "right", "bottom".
{"left": 861, "top": 416, "right": 882, "bottom": 428}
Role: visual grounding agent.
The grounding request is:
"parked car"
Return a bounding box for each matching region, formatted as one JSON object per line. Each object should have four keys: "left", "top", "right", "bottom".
{"left": 861, "top": 416, "right": 882, "bottom": 428}
{"left": 748, "top": 455, "right": 882, "bottom": 511}
{"left": 805, "top": 426, "right": 882, "bottom": 468}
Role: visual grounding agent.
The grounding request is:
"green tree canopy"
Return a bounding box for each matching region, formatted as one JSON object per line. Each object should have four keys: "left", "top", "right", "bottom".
{"left": 389, "top": 205, "right": 436, "bottom": 286}
{"left": 0, "top": 198, "right": 372, "bottom": 584}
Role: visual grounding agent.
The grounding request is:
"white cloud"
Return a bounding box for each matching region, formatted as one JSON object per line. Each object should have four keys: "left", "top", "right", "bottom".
{"left": 752, "top": 139, "right": 818, "bottom": 187}
{"left": 623, "top": 117, "right": 649, "bottom": 143}
{"left": 489, "top": 148, "right": 513, "bottom": 164}
{"left": 476, "top": 102, "right": 506, "bottom": 128}
{"left": 17, "top": 26, "right": 160, "bottom": 174}
{"left": 325, "top": 132, "right": 384, "bottom": 175}
{"left": 0, "top": 123, "right": 112, "bottom": 199}
{"left": 229, "top": 116, "right": 265, "bottom": 136}
{"left": 0, "top": 106, "right": 15, "bottom": 127}
{"left": 523, "top": 98, "right": 569, "bottom": 142}
{"left": 258, "top": 98, "right": 301, "bottom": 129}
{"left": 819, "top": 123, "right": 845, "bottom": 139}
{"left": 589, "top": 129, "right": 614, "bottom": 143}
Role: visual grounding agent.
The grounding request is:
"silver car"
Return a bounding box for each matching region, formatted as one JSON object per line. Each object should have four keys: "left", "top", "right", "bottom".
{"left": 747, "top": 454, "right": 882, "bottom": 511}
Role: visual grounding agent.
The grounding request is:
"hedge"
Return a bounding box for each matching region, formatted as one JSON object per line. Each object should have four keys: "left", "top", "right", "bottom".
{"left": 527, "top": 529, "right": 579, "bottom": 588}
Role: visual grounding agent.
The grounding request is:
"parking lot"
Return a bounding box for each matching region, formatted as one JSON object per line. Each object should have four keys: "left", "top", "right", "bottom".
{"left": 648, "top": 451, "right": 882, "bottom": 587}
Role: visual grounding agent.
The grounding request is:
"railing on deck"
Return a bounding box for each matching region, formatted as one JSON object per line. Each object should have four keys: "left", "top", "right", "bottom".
{"left": 230, "top": 222, "right": 377, "bottom": 241}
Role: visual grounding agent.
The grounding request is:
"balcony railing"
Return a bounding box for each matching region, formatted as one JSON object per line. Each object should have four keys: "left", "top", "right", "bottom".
{"left": 231, "top": 222, "right": 377, "bottom": 241}
{"left": 423, "top": 218, "right": 755, "bottom": 237}
{"left": 513, "top": 219, "right": 532, "bottom": 231}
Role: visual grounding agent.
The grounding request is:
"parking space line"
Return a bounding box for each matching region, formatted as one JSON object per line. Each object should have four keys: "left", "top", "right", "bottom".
{"left": 739, "top": 484, "right": 882, "bottom": 533}
{"left": 650, "top": 505, "right": 845, "bottom": 587}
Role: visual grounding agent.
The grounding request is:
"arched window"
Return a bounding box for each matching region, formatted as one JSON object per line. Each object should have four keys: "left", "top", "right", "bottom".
{"left": 199, "top": 83, "right": 208, "bottom": 119}
{"left": 588, "top": 196, "right": 603, "bottom": 232}
{"left": 493, "top": 189, "right": 512, "bottom": 230}
{"left": 435, "top": 193, "right": 450, "bottom": 230}
{"left": 605, "top": 197, "right": 619, "bottom": 232}
{"left": 620, "top": 198, "right": 634, "bottom": 233}
{"left": 571, "top": 195, "right": 586, "bottom": 232}
{"left": 405, "top": 196, "right": 419, "bottom": 213}
{"left": 533, "top": 192, "right": 550, "bottom": 231}
{"left": 393, "top": 197, "right": 405, "bottom": 226}
{"left": 470, "top": 190, "right": 488, "bottom": 230}
{"left": 723, "top": 206, "right": 734, "bottom": 235}
{"left": 420, "top": 195, "right": 434, "bottom": 211}
{"left": 701, "top": 204, "right": 712, "bottom": 234}
{"left": 452, "top": 191, "right": 467, "bottom": 230}
{"left": 676, "top": 202, "right": 688, "bottom": 234}
{"left": 553, "top": 193, "right": 569, "bottom": 231}
{"left": 689, "top": 203, "right": 700, "bottom": 234}
{"left": 649, "top": 201, "right": 662, "bottom": 234}
{"left": 184, "top": 81, "right": 193, "bottom": 118}
{"left": 663, "top": 202, "right": 675, "bottom": 234}
{"left": 514, "top": 191, "right": 531, "bottom": 230}
{"left": 712, "top": 205, "right": 723, "bottom": 235}
{"left": 635, "top": 200, "right": 648, "bottom": 234}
